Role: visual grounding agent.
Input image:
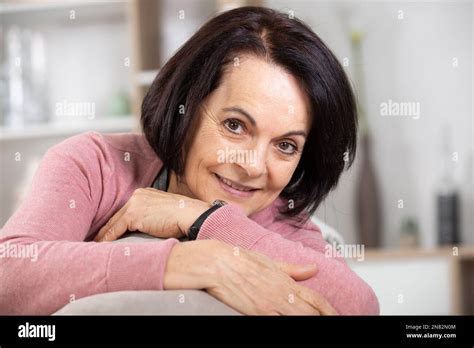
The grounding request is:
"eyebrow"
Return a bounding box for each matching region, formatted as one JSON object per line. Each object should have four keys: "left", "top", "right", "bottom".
{"left": 222, "top": 106, "right": 307, "bottom": 138}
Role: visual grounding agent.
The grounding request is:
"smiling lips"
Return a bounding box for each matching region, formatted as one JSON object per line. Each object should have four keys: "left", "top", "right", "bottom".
{"left": 214, "top": 173, "right": 259, "bottom": 195}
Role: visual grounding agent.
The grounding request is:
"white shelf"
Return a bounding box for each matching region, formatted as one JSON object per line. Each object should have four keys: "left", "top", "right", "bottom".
{"left": 0, "top": 116, "right": 136, "bottom": 141}
{"left": 0, "top": 0, "right": 127, "bottom": 25}
{"left": 0, "top": 0, "right": 126, "bottom": 14}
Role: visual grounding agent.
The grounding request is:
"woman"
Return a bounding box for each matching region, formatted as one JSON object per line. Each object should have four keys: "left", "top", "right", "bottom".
{"left": 0, "top": 7, "right": 379, "bottom": 315}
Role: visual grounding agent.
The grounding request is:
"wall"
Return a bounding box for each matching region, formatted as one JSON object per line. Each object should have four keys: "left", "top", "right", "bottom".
{"left": 267, "top": 0, "right": 473, "bottom": 248}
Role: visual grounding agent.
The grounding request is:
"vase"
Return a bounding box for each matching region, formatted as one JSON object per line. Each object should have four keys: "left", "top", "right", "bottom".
{"left": 356, "top": 134, "right": 382, "bottom": 248}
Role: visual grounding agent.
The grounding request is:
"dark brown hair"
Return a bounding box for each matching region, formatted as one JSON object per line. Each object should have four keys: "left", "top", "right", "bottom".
{"left": 141, "top": 6, "right": 357, "bottom": 221}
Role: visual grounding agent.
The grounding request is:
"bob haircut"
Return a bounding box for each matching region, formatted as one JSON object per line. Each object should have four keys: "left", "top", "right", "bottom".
{"left": 141, "top": 6, "right": 357, "bottom": 221}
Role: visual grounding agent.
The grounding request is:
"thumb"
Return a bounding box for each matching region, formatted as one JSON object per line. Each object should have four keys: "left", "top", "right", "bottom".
{"left": 276, "top": 262, "right": 318, "bottom": 281}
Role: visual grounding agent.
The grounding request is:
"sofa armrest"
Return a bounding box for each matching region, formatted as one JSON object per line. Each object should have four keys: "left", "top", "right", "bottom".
{"left": 54, "top": 233, "right": 238, "bottom": 315}
{"left": 54, "top": 289, "right": 238, "bottom": 315}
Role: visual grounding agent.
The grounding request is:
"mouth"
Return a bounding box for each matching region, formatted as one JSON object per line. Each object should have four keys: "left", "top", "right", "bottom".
{"left": 214, "top": 173, "right": 260, "bottom": 197}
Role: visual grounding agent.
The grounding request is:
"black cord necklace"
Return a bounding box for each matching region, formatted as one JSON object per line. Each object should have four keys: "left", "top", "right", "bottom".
{"left": 151, "top": 166, "right": 170, "bottom": 192}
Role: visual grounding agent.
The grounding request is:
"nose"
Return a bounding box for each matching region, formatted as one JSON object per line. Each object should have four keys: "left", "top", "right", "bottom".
{"left": 236, "top": 143, "right": 267, "bottom": 178}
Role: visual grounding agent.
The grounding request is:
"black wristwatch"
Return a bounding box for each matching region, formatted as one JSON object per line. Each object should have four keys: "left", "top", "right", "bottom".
{"left": 187, "top": 200, "right": 227, "bottom": 240}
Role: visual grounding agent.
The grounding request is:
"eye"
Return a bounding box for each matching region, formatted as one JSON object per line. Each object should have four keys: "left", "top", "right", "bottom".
{"left": 278, "top": 141, "right": 298, "bottom": 155}
{"left": 223, "top": 118, "right": 245, "bottom": 135}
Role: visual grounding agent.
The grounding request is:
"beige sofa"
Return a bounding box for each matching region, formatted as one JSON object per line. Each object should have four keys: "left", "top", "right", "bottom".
{"left": 54, "top": 233, "right": 238, "bottom": 315}
{"left": 55, "top": 217, "right": 342, "bottom": 315}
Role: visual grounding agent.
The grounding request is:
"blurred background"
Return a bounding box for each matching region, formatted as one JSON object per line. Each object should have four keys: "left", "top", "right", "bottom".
{"left": 0, "top": 0, "right": 472, "bottom": 315}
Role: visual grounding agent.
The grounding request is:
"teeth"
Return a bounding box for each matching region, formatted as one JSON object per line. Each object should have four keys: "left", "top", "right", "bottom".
{"left": 217, "top": 175, "right": 253, "bottom": 192}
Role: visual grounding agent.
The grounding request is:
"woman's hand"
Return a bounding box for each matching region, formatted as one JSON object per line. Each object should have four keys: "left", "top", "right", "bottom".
{"left": 164, "top": 239, "right": 338, "bottom": 315}
{"left": 94, "top": 188, "right": 211, "bottom": 242}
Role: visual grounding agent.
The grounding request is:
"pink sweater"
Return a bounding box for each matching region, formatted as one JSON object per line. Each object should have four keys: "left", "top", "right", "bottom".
{"left": 0, "top": 131, "right": 379, "bottom": 315}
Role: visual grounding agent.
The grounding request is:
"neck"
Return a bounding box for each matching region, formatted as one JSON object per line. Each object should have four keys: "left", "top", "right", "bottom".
{"left": 167, "top": 170, "right": 196, "bottom": 199}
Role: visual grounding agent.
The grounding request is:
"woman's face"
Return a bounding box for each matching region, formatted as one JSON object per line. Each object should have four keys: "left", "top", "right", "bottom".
{"left": 171, "top": 55, "right": 311, "bottom": 216}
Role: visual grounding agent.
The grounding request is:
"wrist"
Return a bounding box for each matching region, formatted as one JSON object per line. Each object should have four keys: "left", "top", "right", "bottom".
{"left": 178, "top": 201, "right": 212, "bottom": 236}
{"left": 163, "top": 240, "right": 222, "bottom": 290}
{"left": 184, "top": 200, "right": 228, "bottom": 240}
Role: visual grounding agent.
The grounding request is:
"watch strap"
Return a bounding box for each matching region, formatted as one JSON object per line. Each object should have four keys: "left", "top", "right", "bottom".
{"left": 187, "top": 200, "right": 226, "bottom": 240}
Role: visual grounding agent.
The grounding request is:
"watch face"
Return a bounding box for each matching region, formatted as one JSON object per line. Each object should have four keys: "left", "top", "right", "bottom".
{"left": 212, "top": 199, "right": 227, "bottom": 207}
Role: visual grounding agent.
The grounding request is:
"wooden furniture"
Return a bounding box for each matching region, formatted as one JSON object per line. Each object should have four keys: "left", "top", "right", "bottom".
{"left": 0, "top": 0, "right": 135, "bottom": 225}
{"left": 127, "top": 0, "right": 263, "bottom": 129}
{"left": 348, "top": 246, "right": 474, "bottom": 315}
{"left": 0, "top": 0, "right": 265, "bottom": 226}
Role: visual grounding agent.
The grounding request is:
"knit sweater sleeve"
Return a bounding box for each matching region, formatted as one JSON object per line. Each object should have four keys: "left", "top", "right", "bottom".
{"left": 196, "top": 204, "right": 380, "bottom": 315}
{"left": 0, "top": 135, "right": 178, "bottom": 315}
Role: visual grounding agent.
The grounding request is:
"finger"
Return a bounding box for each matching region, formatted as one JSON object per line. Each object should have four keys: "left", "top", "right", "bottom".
{"left": 94, "top": 207, "right": 124, "bottom": 241}
{"left": 287, "top": 300, "right": 321, "bottom": 315}
{"left": 94, "top": 207, "right": 128, "bottom": 242}
{"left": 99, "top": 215, "right": 130, "bottom": 242}
{"left": 283, "top": 290, "right": 321, "bottom": 315}
{"left": 242, "top": 266, "right": 316, "bottom": 315}
{"left": 270, "top": 281, "right": 322, "bottom": 315}
{"left": 207, "top": 285, "right": 258, "bottom": 316}
{"left": 275, "top": 295, "right": 318, "bottom": 315}
{"left": 275, "top": 261, "right": 318, "bottom": 281}
{"left": 296, "top": 285, "right": 338, "bottom": 315}
{"left": 95, "top": 224, "right": 111, "bottom": 242}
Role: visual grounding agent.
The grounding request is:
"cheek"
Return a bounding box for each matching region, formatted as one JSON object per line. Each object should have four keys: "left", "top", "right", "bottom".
{"left": 266, "top": 159, "right": 299, "bottom": 191}
{"left": 184, "top": 129, "right": 225, "bottom": 177}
